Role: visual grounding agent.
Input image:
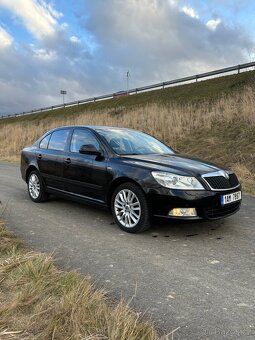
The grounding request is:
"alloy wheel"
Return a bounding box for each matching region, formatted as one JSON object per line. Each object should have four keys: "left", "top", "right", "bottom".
{"left": 114, "top": 189, "right": 141, "bottom": 228}
{"left": 28, "top": 173, "right": 40, "bottom": 199}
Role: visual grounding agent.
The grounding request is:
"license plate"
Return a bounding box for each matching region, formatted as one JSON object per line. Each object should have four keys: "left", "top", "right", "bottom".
{"left": 221, "top": 191, "right": 242, "bottom": 206}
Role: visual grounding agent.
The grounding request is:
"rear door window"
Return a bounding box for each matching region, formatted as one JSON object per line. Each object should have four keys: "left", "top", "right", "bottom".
{"left": 48, "top": 130, "right": 69, "bottom": 151}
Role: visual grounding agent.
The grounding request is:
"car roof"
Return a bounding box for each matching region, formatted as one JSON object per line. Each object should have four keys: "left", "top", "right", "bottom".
{"left": 48, "top": 125, "right": 136, "bottom": 133}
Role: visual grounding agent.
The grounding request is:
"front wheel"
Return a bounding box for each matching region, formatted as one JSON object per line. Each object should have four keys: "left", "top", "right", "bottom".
{"left": 27, "top": 170, "right": 49, "bottom": 203}
{"left": 111, "top": 182, "right": 151, "bottom": 233}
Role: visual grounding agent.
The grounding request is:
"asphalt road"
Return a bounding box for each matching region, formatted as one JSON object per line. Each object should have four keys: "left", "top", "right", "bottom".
{"left": 0, "top": 162, "right": 254, "bottom": 340}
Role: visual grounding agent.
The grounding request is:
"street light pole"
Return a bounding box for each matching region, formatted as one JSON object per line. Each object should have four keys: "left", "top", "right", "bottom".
{"left": 126, "top": 71, "right": 130, "bottom": 93}
{"left": 60, "top": 90, "right": 67, "bottom": 104}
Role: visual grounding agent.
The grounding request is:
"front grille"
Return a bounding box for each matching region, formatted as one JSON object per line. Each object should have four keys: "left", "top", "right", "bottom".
{"left": 203, "top": 173, "right": 239, "bottom": 190}
{"left": 204, "top": 201, "right": 241, "bottom": 219}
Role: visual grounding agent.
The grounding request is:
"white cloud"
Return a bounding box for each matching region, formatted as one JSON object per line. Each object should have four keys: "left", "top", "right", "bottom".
{"left": 168, "top": 0, "right": 177, "bottom": 6}
{"left": 207, "top": 19, "right": 221, "bottom": 31}
{"left": 0, "top": 26, "right": 13, "bottom": 48}
{"left": 0, "top": 0, "right": 60, "bottom": 39}
{"left": 32, "top": 48, "right": 58, "bottom": 61}
{"left": 181, "top": 6, "right": 199, "bottom": 19}
{"left": 61, "top": 22, "right": 69, "bottom": 30}
{"left": 70, "top": 35, "right": 80, "bottom": 44}
{"left": 47, "top": 3, "right": 63, "bottom": 19}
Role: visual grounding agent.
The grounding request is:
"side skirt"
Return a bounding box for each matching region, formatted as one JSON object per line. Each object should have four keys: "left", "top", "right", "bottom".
{"left": 46, "top": 186, "right": 108, "bottom": 208}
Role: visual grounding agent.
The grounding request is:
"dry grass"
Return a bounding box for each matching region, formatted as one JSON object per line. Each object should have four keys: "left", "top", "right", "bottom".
{"left": 0, "top": 221, "right": 164, "bottom": 340}
{"left": 0, "top": 76, "right": 255, "bottom": 194}
{"left": 0, "top": 85, "right": 254, "bottom": 157}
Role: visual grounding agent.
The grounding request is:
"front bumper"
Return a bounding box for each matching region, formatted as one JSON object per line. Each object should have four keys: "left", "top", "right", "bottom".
{"left": 147, "top": 186, "right": 242, "bottom": 220}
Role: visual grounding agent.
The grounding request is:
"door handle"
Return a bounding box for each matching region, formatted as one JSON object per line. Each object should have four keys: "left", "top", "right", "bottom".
{"left": 65, "top": 158, "right": 71, "bottom": 164}
{"left": 37, "top": 154, "right": 42, "bottom": 160}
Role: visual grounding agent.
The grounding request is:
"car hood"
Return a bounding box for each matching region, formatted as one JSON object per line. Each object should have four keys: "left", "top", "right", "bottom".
{"left": 121, "top": 153, "right": 228, "bottom": 176}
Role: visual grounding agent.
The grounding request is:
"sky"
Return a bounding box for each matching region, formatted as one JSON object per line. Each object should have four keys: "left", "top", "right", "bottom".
{"left": 0, "top": 0, "right": 255, "bottom": 115}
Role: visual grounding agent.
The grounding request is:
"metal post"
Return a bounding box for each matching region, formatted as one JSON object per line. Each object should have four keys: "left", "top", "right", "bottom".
{"left": 127, "top": 71, "right": 130, "bottom": 93}
{"left": 60, "top": 90, "right": 67, "bottom": 104}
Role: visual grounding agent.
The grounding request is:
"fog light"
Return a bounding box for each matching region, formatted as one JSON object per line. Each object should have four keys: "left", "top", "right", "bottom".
{"left": 168, "top": 208, "right": 197, "bottom": 217}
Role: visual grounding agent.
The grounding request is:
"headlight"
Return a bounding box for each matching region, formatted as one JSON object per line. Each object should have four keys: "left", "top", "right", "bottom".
{"left": 151, "top": 171, "right": 204, "bottom": 190}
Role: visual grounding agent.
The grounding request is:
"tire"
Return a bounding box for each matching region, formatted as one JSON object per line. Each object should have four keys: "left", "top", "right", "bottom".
{"left": 27, "top": 170, "right": 49, "bottom": 203}
{"left": 111, "top": 182, "right": 151, "bottom": 233}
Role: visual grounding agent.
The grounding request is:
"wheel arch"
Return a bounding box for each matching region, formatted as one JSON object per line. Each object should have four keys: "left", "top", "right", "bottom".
{"left": 106, "top": 177, "right": 145, "bottom": 208}
{"left": 25, "top": 165, "right": 39, "bottom": 183}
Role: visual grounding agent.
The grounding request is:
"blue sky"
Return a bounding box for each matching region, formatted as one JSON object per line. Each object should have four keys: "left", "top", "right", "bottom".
{"left": 0, "top": 0, "right": 254, "bottom": 115}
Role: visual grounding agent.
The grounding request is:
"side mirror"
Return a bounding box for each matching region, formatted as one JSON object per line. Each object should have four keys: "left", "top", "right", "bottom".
{"left": 79, "top": 144, "right": 101, "bottom": 156}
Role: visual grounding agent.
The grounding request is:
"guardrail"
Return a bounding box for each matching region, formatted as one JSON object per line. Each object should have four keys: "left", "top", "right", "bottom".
{"left": 1, "top": 61, "right": 255, "bottom": 119}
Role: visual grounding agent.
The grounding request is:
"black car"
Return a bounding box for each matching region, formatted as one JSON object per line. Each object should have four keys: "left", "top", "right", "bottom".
{"left": 21, "top": 126, "right": 242, "bottom": 233}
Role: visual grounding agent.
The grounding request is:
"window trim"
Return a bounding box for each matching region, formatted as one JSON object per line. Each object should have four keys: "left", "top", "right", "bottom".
{"left": 39, "top": 133, "right": 51, "bottom": 149}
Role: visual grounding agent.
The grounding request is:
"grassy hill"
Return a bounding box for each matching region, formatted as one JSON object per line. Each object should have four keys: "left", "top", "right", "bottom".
{"left": 0, "top": 70, "right": 255, "bottom": 194}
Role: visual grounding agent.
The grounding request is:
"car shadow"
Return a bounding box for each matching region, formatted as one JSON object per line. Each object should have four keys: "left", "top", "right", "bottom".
{"left": 145, "top": 215, "right": 232, "bottom": 238}
{"left": 47, "top": 195, "right": 234, "bottom": 239}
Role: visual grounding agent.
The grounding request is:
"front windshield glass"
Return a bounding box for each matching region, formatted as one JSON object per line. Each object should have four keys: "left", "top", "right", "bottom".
{"left": 96, "top": 128, "right": 174, "bottom": 155}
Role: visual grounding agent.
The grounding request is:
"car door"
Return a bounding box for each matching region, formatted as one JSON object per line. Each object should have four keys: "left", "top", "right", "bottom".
{"left": 36, "top": 128, "right": 70, "bottom": 190}
{"left": 63, "top": 128, "right": 107, "bottom": 201}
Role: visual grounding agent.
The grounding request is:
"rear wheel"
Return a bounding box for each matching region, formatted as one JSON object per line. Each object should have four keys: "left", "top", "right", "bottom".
{"left": 27, "top": 170, "right": 48, "bottom": 202}
{"left": 111, "top": 182, "right": 151, "bottom": 233}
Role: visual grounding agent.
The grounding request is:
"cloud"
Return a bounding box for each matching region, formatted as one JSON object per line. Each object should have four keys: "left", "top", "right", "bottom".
{"left": 70, "top": 35, "right": 80, "bottom": 44}
{"left": 0, "top": 26, "right": 13, "bottom": 48}
{"left": 78, "top": 0, "right": 252, "bottom": 85}
{"left": 32, "top": 48, "right": 58, "bottom": 61}
{"left": 181, "top": 6, "right": 199, "bottom": 19}
{"left": 0, "top": 0, "right": 60, "bottom": 39}
{"left": 47, "top": 2, "right": 63, "bottom": 19}
{"left": 0, "top": 0, "right": 254, "bottom": 116}
{"left": 206, "top": 19, "right": 221, "bottom": 31}
{"left": 0, "top": 42, "right": 88, "bottom": 115}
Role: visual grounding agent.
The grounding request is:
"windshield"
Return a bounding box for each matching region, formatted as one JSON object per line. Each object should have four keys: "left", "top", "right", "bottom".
{"left": 96, "top": 128, "right": 174, "bottom": 155}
